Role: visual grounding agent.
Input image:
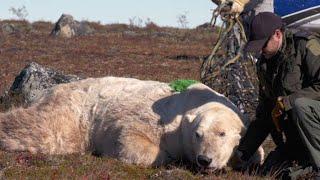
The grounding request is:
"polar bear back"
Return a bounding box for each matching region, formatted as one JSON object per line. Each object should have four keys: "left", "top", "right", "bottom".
{"left": 49, "top": 77, "right": 175, "bottom": 125}
{"left": 53, "top": 77, "right": 246, "bottom": 126}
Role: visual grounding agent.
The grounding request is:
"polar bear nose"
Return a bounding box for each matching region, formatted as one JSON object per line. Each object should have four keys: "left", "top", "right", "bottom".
{"left": 197, "top": 155, "right": 212, "bottom": 167}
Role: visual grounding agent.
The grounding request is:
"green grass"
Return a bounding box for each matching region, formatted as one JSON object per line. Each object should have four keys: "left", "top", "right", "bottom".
{"left": 169, "top": 79, "right": 199, "bottom": 92}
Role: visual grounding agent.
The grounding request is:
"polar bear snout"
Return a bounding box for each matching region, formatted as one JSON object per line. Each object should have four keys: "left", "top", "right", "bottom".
{"left": 197, "top": 155, "right": 212, "bottom": 167}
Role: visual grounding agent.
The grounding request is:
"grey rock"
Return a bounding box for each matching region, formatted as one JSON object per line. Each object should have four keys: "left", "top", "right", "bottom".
{"left": 77, "top": 21, "right": 95, "bottom": 36}
{"left": 2, "top": 23, "right": 16, "bottom": 35}
{"left": 122, "top": 30, "right": 138, "bottom": 37}
{"left": 196, "top": 22, "right": 211, "bottom": 29}
{"left": 1, "top": 62, "right": 83, "bottom": 109}
{"left": 51, "top": 14, "right": 94, "bottom": 38}
{"left": 1, "top": 22, "right": 34, "bottom": 36}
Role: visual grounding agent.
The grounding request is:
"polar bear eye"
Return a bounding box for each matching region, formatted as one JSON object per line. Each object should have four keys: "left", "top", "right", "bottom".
{"left": 218, "top": 132, "right": 226, "bottom": 137}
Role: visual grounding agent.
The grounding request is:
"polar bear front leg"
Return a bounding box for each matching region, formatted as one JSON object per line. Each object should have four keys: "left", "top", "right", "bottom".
{"left": 118, "top": 132, "right": 171, "bottom": 167}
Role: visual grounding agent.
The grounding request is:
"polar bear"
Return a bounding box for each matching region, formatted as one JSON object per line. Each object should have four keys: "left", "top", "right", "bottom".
{"left": 0, "top": 76, "right": 263, "bottom": 169}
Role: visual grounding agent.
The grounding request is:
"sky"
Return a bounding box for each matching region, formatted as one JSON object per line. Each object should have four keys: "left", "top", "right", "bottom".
{"left": 0, "top": 0, "right": 216, "bottom": 28}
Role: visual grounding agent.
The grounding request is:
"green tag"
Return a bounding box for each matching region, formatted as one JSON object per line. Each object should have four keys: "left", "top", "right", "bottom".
{"left": 169, "top": 79, "right": 199, "bottom": 92}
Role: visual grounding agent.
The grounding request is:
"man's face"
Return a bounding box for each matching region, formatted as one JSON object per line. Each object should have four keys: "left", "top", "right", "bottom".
{"left": 261, "top": 29, "right": 283, "bottom": 59}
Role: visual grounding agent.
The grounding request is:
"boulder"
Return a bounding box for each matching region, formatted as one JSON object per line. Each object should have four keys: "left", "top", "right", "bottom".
{"left": 0, "top": 62, "right": 82, "bottom": 110}
{"left": 1, "top": 22, "right": 34, "bottom": 36}
{"left": 1, "top": 23, "right": 16, "bottom": 35}
{"left": 50, "top": 14, "right": 94, "bottom": 38}
{"left": 196, "top": 22, "right": 211, "bottom": 30}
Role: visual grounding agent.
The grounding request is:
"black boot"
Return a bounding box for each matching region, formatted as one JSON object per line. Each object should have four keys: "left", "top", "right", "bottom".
{"left": 280, "top": 165, "right": 316, "bottom": 180}
{"left": 259, "top": 145, "right": 292, "bottom": 177}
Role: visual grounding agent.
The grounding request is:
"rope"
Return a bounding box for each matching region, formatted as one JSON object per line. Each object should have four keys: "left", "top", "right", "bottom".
{"left": 200, "top": 3, "right": 249, "bottom": 83}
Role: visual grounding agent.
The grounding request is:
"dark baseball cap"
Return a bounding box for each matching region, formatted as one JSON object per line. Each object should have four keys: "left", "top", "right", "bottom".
{"left": 244, "top": 12, "right": 284, "bottom": 53}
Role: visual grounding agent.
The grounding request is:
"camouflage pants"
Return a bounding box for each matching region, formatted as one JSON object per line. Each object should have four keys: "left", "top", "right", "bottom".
{"left": 288, "top": 97, "right": 320, "bottom": 168}
{"left": 238, "top": 97, "right": 320, "bottom": 170}
{"left": 260, "top": 98, "right": 320, "bottom": 176}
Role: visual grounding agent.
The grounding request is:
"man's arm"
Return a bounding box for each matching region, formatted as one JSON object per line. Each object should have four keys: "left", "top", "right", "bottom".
{"left": 283, "top": 38, "right": 320, "bottom": 110}
{"left": 238, "top": 82, "right": 274, "bottom": 161}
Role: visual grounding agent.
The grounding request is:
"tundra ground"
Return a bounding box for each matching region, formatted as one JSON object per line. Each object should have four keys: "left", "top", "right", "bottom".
{"left": 0, "top": 20, "right": 273, "bottom": 179}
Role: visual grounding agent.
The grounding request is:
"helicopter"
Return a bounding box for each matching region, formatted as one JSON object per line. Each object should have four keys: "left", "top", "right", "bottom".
{"left": 275, "top": 0, "right": 320, "bottom": 32}
{"left": 211, "top": 0, "right": 320, "bottom": 31}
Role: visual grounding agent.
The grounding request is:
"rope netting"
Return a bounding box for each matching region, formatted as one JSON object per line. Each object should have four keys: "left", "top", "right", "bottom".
{"left": 200, "top": 2, "right": 259, "bottom": 120}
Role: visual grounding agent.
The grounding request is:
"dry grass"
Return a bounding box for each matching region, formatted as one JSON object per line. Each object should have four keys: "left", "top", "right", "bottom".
{"left": 0, "top": 20, "right": 272, "bottom": 179}
{"left": 0, "top": 20, "right": 215, "bottom": 94}
{"left": 0, "top": 151, "right": 269, "bottom": 179}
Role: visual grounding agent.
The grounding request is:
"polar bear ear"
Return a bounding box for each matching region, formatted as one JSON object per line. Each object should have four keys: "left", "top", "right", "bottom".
{"left": 185, "top": 114, "right": 196, "bottom": 123}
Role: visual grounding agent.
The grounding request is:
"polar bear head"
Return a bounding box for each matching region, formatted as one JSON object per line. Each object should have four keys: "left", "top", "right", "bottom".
{"left": 182, "top": 102, "right": 245, "bottom": 170}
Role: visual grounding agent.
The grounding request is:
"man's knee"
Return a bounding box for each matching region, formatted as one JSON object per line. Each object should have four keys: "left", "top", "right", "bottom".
{"left": 293, "top": 98, "right": 309, "bottom": 112}
{"left": 291, "top": 98, "right": 311, "bottom": 125}
{"left": 292, "top": 98, "right": 320, "bottom": 125}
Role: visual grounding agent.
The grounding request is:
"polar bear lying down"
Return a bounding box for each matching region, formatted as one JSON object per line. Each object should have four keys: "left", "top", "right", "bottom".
{"left": 0, "top": 77, "right": 263, "bottom": 169}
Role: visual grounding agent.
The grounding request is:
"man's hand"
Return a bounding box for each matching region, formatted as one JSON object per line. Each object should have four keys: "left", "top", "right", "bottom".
{"left": 271, "top": 97, "right": 285, "bottom": 132}
{"left": 229, "top": 149, "right": 249, "bottom": 171}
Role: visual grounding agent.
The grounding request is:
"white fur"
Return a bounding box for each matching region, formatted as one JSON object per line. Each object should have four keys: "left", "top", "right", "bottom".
{"left": 0, "top": 77, "right": 263, "bottom": 168}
